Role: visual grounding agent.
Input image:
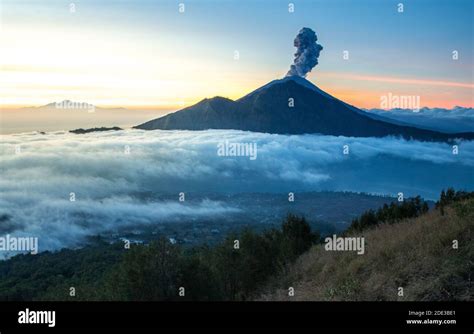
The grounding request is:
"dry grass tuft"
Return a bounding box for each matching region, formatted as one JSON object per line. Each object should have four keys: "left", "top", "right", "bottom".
{"left": 258, "top": 199, "right": 474, "bottom": 301}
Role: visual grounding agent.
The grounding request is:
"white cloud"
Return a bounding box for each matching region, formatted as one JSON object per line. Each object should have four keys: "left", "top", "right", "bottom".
{"left": 366, "top": 107, "right": 474, "bottom": 133}
{"left": 0, "top": 129, "right": 473, "bottom": 255}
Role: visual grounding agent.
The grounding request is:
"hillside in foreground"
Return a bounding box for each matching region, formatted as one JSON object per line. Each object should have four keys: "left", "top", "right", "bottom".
{"left": 0, "top": 190, "right": 471, "bottom": 301}
{"left": 259, "top": 197, "right": 474, "bottom": 301}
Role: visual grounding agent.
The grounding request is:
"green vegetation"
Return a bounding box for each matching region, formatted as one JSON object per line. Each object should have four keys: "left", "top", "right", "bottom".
{"left": 0, "top": 240, "right": 125, "bottom": 301}
{"left": 1, "top": 189, "right": 472, "bottom": 301}
{"left": 259, "top": 190, "right": 474, "bottom": 301}
{"left": 0, "top": 214, "right": 318, "bottom": 301}
{"left": 436, "top": 187, "right": 474, "bottom": 215}
{"left": 347, "top": 196, "right": 429, "bottom": 232}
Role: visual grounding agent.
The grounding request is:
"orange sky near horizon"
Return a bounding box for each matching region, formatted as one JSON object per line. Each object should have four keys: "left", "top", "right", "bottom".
{"left": 2, "top": 71, "right": 473, "bottom": 111}
{"left": 1, "top": 0, "right": 473, "bottom": 113}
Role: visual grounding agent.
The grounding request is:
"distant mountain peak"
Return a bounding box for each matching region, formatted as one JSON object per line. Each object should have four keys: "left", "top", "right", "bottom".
{"left": 24, "top": 100, "right": 129, "bottom": 112}
{"left": 135, "top": 77, "right": 474, "bottom": 141}
{"left": 237, "top": 76, "right": 333, "bottom": 102}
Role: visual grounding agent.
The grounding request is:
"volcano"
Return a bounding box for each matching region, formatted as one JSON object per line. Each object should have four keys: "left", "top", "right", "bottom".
{"left": 135, "top": 76, "right": 474, "bottom": 141}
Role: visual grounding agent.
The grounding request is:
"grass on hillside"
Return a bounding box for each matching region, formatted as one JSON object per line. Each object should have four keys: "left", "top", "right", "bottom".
{"left": 259, "top": 199, "right": 474, "bottom": 301}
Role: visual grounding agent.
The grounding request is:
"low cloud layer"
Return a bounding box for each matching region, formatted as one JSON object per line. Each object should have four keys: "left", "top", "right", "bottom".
{"left": 1, "top": 129, "right": 473, "bottom": 255}
{"left": 366, "top": 107, "right": 474, "bottom": 133}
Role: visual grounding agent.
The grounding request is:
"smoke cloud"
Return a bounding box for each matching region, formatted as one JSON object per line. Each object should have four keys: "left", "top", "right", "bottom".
{"left": 287, "top": 27, "right": 323, "bottom": 77}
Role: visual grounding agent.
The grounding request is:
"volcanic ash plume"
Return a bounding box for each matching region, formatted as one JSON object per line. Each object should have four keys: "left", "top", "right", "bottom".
{"left": 286, "top": 27, "right": 323, "bottom": 77}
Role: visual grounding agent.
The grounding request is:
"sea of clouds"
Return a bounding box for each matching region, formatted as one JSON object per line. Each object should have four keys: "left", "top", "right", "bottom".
{"left": 366, "top": 107, "right": 474, "bottom": 133}
{"left": 0, "top": 129, "right": 473, "bottom": 255}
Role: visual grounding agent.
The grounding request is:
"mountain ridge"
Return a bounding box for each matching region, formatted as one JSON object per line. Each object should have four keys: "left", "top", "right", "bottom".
{"left": 135, "top": 76, "right": 474, "bottom": 141}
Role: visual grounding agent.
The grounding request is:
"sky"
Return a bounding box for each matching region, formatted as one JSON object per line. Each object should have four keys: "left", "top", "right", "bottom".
{"left": 0, "top": 0, "right": 473, "bottom": 110}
